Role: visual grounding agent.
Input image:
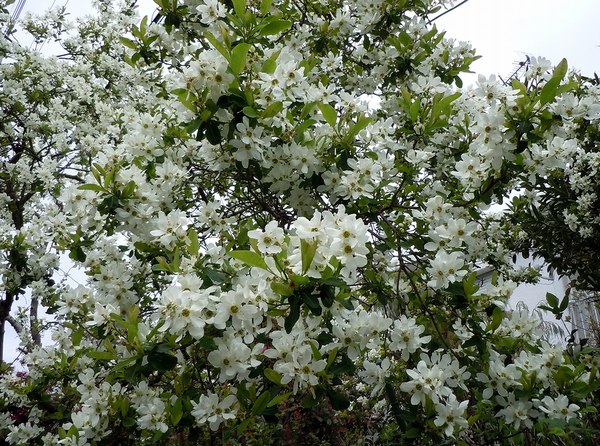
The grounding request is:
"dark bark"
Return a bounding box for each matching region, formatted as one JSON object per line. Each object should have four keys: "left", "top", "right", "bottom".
{"left": 0, "top": 291, "right": 16, "bottom": 364}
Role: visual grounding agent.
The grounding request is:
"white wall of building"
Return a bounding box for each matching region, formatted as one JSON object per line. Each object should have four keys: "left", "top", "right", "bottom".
{"left": 507, "top": 255, "right": 572, "bottom": 344}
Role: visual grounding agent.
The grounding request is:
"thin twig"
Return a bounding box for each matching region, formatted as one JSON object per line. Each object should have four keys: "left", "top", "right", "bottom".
{"left": 428, "top": 0, "right": 470, "bottom": 24}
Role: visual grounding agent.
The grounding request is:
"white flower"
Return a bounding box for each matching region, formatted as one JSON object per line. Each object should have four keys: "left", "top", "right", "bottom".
{"left": 426, "top": 250, "right": 467, "bottom": 289}
{"left": 136, "top": 397, "right": 168, "bottom": 433}
{"left": 149, "top": 210, "right": 190, "bottom": 248}
{"left": 292, "top": 349, "right": 327, "bottom": 390}
{"left": 154, "top": 285, "right": 218, "bottom": 339}
{"left": 213, "top": 287, "right": 260, "bottom": 329}
{"left": 537, "top": 395, "right": 580, "bottom": 422}
{"left": 191, "top": 393, "right": 238, "bottom": 431}
{"left": 196, "top": 0, "right": 227, "bottom": 26}
{"left": 359, "top": 358, "right": 390, "bottom": 397}
{"left": 292, "top": 211, "right": 326, "bottom": 241}
{"left": 389, "top": 315, "right": 431, "bottom": 360}
{"left": 495, "top": 394, "right": 537, "bottom": 429}
{"left": 434, "top": 394, "right": 469, "bottom": 437}
{"left": 207, "top": 334, "right": 260, "bottom": 382}
{"left": 400, "top": 359, "right": 451, "bottom": 406}
{"left": 248, "top": 221, "right": 285, "bottom": 254}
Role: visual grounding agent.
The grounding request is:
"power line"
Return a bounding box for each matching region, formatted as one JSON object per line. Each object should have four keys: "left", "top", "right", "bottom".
{"left": 3, "top": 0, "right": 27, "bottom": 38}
{"left": 12, "top": 0, "right": 27, "bottom": 23}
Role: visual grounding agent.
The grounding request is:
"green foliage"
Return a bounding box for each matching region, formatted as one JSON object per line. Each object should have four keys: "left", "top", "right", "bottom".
{"left": 2, "top": 1, "right": 600, "bottom": 446}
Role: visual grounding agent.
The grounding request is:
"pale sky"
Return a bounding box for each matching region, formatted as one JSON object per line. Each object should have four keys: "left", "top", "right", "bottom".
{"left": 4, "top": 0, "right": 598, "bottom": 363}
{"left": 435, "top": 0, "right": 600, "bottom": 80}
{"left": 11, "top": 0, "right": 600, "bottom": 77}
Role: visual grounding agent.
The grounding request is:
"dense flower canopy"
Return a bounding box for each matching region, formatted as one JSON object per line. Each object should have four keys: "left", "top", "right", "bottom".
{"left": 0, "top": 0, "right": 599, "bottom": 445}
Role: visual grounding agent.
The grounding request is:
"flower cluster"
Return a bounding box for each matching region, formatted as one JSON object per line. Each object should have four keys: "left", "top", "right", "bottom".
{"left": 1, "top": 0, "right": 599, "bottom": 445}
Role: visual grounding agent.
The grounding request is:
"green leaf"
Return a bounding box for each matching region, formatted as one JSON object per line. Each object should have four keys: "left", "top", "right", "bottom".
{"left": 121, "top": 181, "right": 136, "bottom": 198}
{"left": 153, "top": 256, "right": 172, "bottom": 273}
{"left": 436, "top": 91, "right": 461, "bottom": 112}
{"left": 268, "top": 392, "right": 292, "bottom": 407}
{"left": 204, "top": 32, "right": 229, "bottom": 60}
{"left": 119, "top": 36, "right": 137, "bottom": 50}
{"left": 262, "top": 101, "right": 282, "bottom": 118}
{"left": 229, "top": 250, "right": 268, "bottom": 270}
{"left": 346, "top": 116, "right": 372, "bottom": 140}
{"left": 409, "top": 100, "right": 420, "bottom": 122}
{"left": 71, "top": 328, "right": 84, "bottom": 347}
{"left": 140, "top": 15, "right": 148, "bottom": 35}
{"left": 329, "top": 353, "right": 356, "bottom": 376}
{"left": 120, "top": 397, "right": 130, "bottom": 417}
{"left": 87, "top": 351, "right": 115, "bottom": 360}
{"left": 203, "top": 268, "right": 226, "bottom": 285}
{"left": 251, "top": 391, "right": 271, "bottom": 415}
{"left": 188, "top": 229, "right": 199, "bottom": 256}
{"left": 259, "top": 19, "right": 292, "bottom": 36}
{"left": 553, "top": 58, "right": 569, "bottom": 81}
{"left": 546, "top": 292, "right": 559, "bottom": 309}
{"left": 262, "top": 58, "right": 277, "bottom": 74}
{"left": 270, "top": 280, "right": 293, "bottom": 297}
{"left": 319, "top": 277, "right": 346, "bottom": 287}
{"left": 538, "top": 305, "right": 554, "bottom": 313}
{"left": 230, "top": 43, "right": 251, "bottom": 76}
{"left": 289, "top": 274, "right": 310, "bottom": 287}
{"left": 308, "top": 340, "right": 322, "bottom": 361}
{"left": 326, "top": 347, "right": 339, "bottom": 370}
{"left": 338, "top": 298, "right": 354, "bottom": 311}
{"left": 285, "top": 296, "right": 301, "bottom": 333}
{"left": 301, "top": 391, "right": 318, "bottom": 408}
{"left": 204, "top": 120, "right": 222, "bottom": 145}
{"left": 559, "top": 288, "right": 571, "bottom": 312}
{"left": 300, "top": 239, "right": 318, "bottom": 274}
{"left": 302, "top": 292, "right": 321, "bottom": 316}
{"left": 112, "top": 356, "right": 138, "bottom": 374}
{"left": 327, "top": 388, "right": 350, "bottom": 410}
{"left": 319, "top": 102, "right": 337, "bottom": 127}
{"left": 548, "top": 426, "right": 566, "bottom": 436}
{"left": 242, "top": 106, "right": 259, "bottom": 118}
{"left": 404, "top": 428, "right": 421, "bottom": 439}
{"left": 170, "top": 398, "right": 183, "bottom": 425}
{"left": 260, "top": 0, "right": 273, "bottom": 15}
{"left": 539, "top": 58, "right": 568, "bottom": 106}
{"left": 294, "top": 119, "right": 316, "bottom": 141}
{"left": 177, "top": 91, "right": 197, "bottom": 113}
{"left": 264, "top": 368, "right": 282, "bottom": 385}
{"left": 122, "top": 416, "right": 137, "bottom": 428}
{"left": 78, "top": 183, "right": 105, "bottom": 192}
{"left": 486, "top": 306, "right": 504, "bottom": 333}
{"left": 148, "top": 350, "right": 177, "bottom": 373}
{"left": 463, "top": 272, "right": 479, "bottom": 297}
{"left": 198, "top": 336, "right": 217, "bottom": 351}
{"left": 319, "top": 284, "right": 335, "bottom": 308}
{"left": 539, "top": 80, "right": 560, "bottom": 106}
{"left": 236, "top": 418, "right": 253, "bottom": 435}
{"left": 430, "top": 91, "right": 461, "bottom": 125}
{"left": 232, "top": 0, "right": 246, "bottom": 18}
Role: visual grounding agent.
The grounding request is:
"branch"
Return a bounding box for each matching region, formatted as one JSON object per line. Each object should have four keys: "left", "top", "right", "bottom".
{"left": 61, "top": 173, "right": 85, "bottom": 183}
{"left": 428, "top": 0, "right": 470, "bottom": 24}
{"left": 30, "top": 296, "right": 41, "bottom": 346}
{"left": 6, "top": 314, "right": 23, "bottom": 334}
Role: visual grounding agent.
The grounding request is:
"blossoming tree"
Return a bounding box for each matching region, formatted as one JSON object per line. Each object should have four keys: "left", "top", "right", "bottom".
{"left": 0, "top": 1, "right": 163, "bottom": 364}
{"left": 1, "top": 0, "right": 599, "bottom": 445}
